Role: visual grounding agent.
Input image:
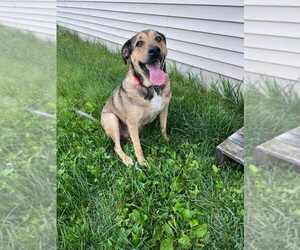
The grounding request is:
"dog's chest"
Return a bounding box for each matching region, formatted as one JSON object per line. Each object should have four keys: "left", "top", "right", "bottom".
{"left": 142, "top": 92, "right": 165, "bottom": 124}
{"left": 150, "top": 93, "right": 163, "bottom": 112}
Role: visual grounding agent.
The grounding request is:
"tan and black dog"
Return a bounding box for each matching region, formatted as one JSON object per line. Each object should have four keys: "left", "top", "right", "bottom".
{"left": 101, "top": 30, "right": 172, "bottom": 166}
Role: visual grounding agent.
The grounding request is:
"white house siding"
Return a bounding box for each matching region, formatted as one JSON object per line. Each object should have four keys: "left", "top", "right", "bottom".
{"left": 0, "top": 0, "right": 56, "bottom": 41}
{"left": 244, "top": 0, "right": 300, "bottom": 84}
{"left": 57, "top": 0, "right": 244, "bottom": 82}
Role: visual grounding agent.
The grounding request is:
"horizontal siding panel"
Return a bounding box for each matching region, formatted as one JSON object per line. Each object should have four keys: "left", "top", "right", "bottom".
{"left": 57, "top": 2, "right": 243, "bottom": 22}
{"left": 58, "top": 0, "right": 243, "bottom": 80}
{"left": 78, "top": 31, "right": 121, "bottom": 52}
{"left": 58, "top": 11, "right": 243, "bottom": 52}
{"left": 57, "top": 16, "right": 242, "bottom": 66}
{"left": 0, "top": 1, "right": 56, "bottom": 40}
{"left": 245, "top": 1, "right": 300, "bottom": 82}
{"left": 245, "top": 59, "right": 300, "bottom": 81}
{"left": 166, "top": 40, "right": 242, "bottom": 67}
{"left": 57, "top": 8, "right": 243, "bottom": 37}
{"left": 0, "top": 19, "right": 55, "bottom": 36}
{"left": 245, "top": 34, "right": 300, "bottom": 54}
{"left": 0, "top": 7, "right": 56, "bottom": 16}
{"left": 58, "top": 21, "right": 242, "bottom": 80}
{"left": 245, "top": 0, "right": 300, "bottom": 7}
{"left": 245, "top": 47, "right": 300, "bottom": 68}
{"left": 245, "top": 21, "right": 300, "bottom": 38}
{"left": 0, "top": 12, "right": 56, "bottom": 24}
{"left": 12, "top": 0, "right": 54, "bottom": 1}
{"left": 0, "top": 1, "right": 55, "bottom": 9}
{"left": 245, "top": 6, "right": 300, "bottom": 23}
{"left": 0, "top": 16, "right": 55, "bottom": 33}
{"left": 168, "top": 60, "right": 240, "bottom": 84}
{"left": 59, "top": 20, "right": 125, "bottom": 43}
{"left": 169, "top": 49, "right": 242, "bottom": 80}
{"left": 65, "top": 0, "right": 243, "bottom": 6}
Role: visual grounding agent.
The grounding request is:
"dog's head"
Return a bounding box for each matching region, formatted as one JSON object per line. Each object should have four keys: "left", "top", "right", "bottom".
{"left": 121, "top": 30, "right": 167, "bottom": 87}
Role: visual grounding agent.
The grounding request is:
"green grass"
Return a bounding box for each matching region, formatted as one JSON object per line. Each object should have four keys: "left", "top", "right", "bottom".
{"left": 244, "top": 82, "right": 300, "bottom": 250}
{"left": 57, "top": 29, "right": 244, "bottom": 249}
{"left": 0, "top": 26, "right": 56, "bottom": 249}
{"left": 245, "top": 81, "right": 300, "bottom": 152}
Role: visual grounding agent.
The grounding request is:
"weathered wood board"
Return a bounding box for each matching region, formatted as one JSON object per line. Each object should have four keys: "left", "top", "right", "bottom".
{"left": 255, "top": 127, "right": 300, "bottom": 167}
{"left": 216, "top": 128, "right": 244, "bottom": 166}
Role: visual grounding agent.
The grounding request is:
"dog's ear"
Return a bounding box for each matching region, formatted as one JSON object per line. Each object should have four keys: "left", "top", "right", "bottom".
{"left": 157, "top": 32, "right": 166, "bottom": 45}
{"left": 121, "top": 38, "right": 134, "bottom": 64}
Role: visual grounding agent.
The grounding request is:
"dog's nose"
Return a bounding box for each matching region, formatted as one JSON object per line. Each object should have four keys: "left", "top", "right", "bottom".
{"left": 148, "top": 46, "right": 160, "bottom": 57}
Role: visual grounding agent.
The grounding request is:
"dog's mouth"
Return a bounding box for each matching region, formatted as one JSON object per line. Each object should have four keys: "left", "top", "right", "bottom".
{"left": 139, "top": 60, "right": 166, "bottom": 86}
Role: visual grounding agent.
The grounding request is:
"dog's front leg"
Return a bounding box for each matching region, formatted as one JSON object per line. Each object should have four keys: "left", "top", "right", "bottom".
{"left": 127, "top": 121, "right": 146, "bottom": 166}
{"left": 160, "top": 104, "right": 169, "bottom": 141}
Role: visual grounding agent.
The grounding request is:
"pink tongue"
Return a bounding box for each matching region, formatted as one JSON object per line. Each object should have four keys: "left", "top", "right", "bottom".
{"left": 149, "top": 67, "right": 166, "bottom": 86}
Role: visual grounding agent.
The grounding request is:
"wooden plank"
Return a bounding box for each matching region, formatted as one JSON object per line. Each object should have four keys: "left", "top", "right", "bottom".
{"left": 228, "top": 128, "right": 244, "bottom": 147}
{"left": 255, "top": 127, "right": 300, "bottom": 167}
{"left": 277, "top": 130, "right": 300, "bottom": 148}
{"left": 216, "top": 128, "right": 244, "bottom": 165}
{"left": 289, "top": 127, "right": 300, "bottom": 136}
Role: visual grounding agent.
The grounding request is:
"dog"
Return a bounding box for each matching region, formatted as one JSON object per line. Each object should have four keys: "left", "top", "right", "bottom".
{"left": 101, "top": 30, "right": 172, "bottom": 166}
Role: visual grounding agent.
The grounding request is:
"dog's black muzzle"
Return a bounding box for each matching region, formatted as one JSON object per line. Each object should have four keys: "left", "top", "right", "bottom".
{"left": 148, "top": 46, "right": 161, "bottom": 61}
{"left": 137, "top": 46, "right": 165, "bottom": 77}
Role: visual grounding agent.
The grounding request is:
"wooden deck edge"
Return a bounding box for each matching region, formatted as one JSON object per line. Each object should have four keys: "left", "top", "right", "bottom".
{"left": 216, "top": 127, "right": 244, "bottom": 166}
{"left": 254, "top": 127, "right": 300, "bottom": 168}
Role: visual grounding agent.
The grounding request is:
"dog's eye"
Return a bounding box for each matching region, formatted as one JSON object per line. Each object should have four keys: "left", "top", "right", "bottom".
{"left": 136, "top": 41, "right": 144, "bottom": 47}
{"left": 155, "top": 36, "right": 162, "bottom": 43}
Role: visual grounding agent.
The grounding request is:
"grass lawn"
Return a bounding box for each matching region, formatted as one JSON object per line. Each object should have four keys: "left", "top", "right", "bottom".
{"left": 0, "top": 26, "right": 56, "bottom": 249}
{"left": 244, "top": 83, "right": 300, "bottom": 250}
{"left": 57, "top": 29, "right": 244, "bottom": 249}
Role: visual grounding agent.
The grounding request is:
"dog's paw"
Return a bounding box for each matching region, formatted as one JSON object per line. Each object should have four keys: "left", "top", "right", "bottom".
{"left": 123, "top": 155, "right": 134, "bottom": 166}
{"left": 163, "top": 134, "right": 170, "bottom": 142}
{"left": 137, "top": 158, "right": 148, "bottom": 167}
